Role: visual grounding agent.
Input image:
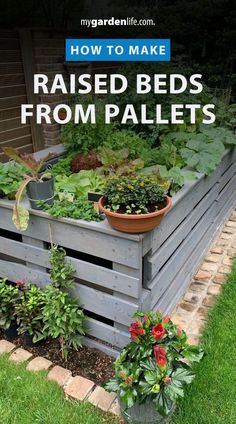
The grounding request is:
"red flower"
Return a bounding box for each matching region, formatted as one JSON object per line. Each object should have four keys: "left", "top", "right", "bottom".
{"left": 153, "top": 346, "right": 167, "bottom": 367}
{"left": 152, "top": 323, "right": 165, "bottom": 340}
{"left": 119, "top": 370, "right": 126, "bottom": 378}
{"left": 164, "top": 376, "right": 172, "bottom": 385}
{"left": 129, "top": 320, "right": 144, "bottom": 342}
{"left": 163, "top": 315, "right": 170, "bottom": 324}
{"left": 15, "top": 277, "right": 26, "bottom": 287}
{"left": 125, "top": 376, "right": 132, "bottom": 385}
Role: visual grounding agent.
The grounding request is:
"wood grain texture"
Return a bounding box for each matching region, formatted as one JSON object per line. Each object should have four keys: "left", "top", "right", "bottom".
{"left": 0, "top": 236, "right": 140, "bottom": 298}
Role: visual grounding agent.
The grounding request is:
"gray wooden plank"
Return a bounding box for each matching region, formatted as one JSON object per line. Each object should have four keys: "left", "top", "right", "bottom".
{"left": 149, "top": 202, "right": 216, "bottom": 308}
{"left": 0, "top": 197, "right": 144, "bottom": 242}
{"left": 218, "top": 161, "right": 236, "bottom": 193}
{"left": 0, "top": 260, "right": 137, "bottom": 326}
{"left": 21, "top": 235, "right": 47, "bottom": 272}
{"left": 152, "top": 221, "right": 216, "bottom": 314}
{"left": 216, "top": 174, "right": 236, "bottom": 214}
{"left": 82, "top": 337, "right": 119, "bottom": 357}
{"left": 146, "top": 183, "right": 219, "bottom": 282}
{"left": 113, "top": 262, "right": 142, "bottom": 333}
{"left": 151, "top": 148, "right": 236, "bottom": 251}
{"left": 0, "top": 236, "right": 140, "bottom": 298}
{"left": 0, "top": 206, "right": 141, "bottom": 268}
{"left": 87, "top": 318, "right": 129, "bottom": 348}
{"left": 154, "top": 197, "right": 236, "bottom": 314}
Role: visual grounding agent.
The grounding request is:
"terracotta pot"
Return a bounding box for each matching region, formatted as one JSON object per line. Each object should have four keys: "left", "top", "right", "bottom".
{"left": 98, "top": 196, "right": 172, "bottom": 233}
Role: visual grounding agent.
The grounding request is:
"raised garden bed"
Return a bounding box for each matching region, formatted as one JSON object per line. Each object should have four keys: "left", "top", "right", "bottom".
{"left": 0, "top": 145, "right": 236, "bottom": 356}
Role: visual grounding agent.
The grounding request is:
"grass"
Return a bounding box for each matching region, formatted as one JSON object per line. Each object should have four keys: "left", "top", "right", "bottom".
{"left": 0, "top": 355, "right": 119, "bottom": 424}
{"left": 1, "top": 265, "right": 236, "bottom": 424}
{"left": 172, "top": 260, "right": 236, "bottom": 424}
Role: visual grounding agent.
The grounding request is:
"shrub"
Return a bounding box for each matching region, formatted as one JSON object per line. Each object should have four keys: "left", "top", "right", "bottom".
{"left": 0, "top": 278, "right": 19, "bottom": 330}
{"left": 104, "top": 175, "right": 166, "bottom": 214}
{"left": 16, "top": 284, "right": 46, "bottom": 342}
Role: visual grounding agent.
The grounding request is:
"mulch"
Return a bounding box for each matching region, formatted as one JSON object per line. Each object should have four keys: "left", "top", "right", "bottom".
{"left": 1, "top": 331, "right": 115, "bottom": 386}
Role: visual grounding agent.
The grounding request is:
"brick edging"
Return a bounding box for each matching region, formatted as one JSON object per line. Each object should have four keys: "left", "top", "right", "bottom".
{"left": 0, "top": 340, "right": 120, "bottom": 417}
{"left": 171, "top": 207, "right": 236, "bottom": 344}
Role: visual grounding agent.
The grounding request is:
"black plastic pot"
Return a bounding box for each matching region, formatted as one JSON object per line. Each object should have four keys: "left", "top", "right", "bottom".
{"left": 23, "top": 332, "right": 43, "bottom": 347}
{"left": 26, "top": 177, "right": 54, "bottom": 210}
{"left": 4, "top": 322, "right": 18, "bottom": 340}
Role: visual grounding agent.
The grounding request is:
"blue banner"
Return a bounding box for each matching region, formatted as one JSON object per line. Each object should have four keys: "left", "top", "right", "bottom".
{"left": 66, "top": 39, "right": 171, "bottom": 62}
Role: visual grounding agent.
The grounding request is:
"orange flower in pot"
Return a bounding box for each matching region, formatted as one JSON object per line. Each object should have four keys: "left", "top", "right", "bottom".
{"left": 98, "top": 175, "right": 172, "bottom": 233}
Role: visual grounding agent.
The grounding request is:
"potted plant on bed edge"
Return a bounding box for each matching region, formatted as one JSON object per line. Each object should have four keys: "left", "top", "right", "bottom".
{"left": 98, "top": 175, "right": 172, "bottom": 233}
{"left": 2, "top": 148, "right": 54, "bottom": 231}
{"left": 105, "top": 310, "right": 204, "bottom": 424}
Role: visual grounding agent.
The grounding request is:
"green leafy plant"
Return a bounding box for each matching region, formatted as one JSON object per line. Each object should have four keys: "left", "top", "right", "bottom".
{"left": 105, "top": 311, "right": 203, "bottom": 417}
{"left": 0, "top": 163, "right": 27, "bottom": 199}
{"left": 42, "top": 286, "right": 86, "bottom": 361}
{"left": 51, "top": 155, "right": 73, "bottom": 177}
{"left": 2, "top": 148, "right": 53, "bottom": 231}
{"left": 180, "top": 132, "right": 225, "bottom": 175}
{"left": 103, "top": 175, "right": 166, "bottom": 214}
{"left": 49, "top": 245, "right": 76, "bottom": 290}
{"left": 43, "top": 198, "right": 101, "bottom": 221}
{"left": 61, "top": 98, "right": 115, "bottom": 153}
{"left": 16, "top": 284, "right": 46, "bottom": 342}
{"left": 101, "top": 130, "right": 159, "bottom": 167}
{"left": 41, "top": 245, "right": 86, "bottom": 360}
{"left": 138, "top": 165, "right": 196, "bottom": 195}
{"left": 55, "top": 170, "right": 105, "bottom": 198}
{"left": 0, "top": 278, "right": 19, "bottom": 330}
{"left": 98, "top": 147, "right": 144, "bottom": 176}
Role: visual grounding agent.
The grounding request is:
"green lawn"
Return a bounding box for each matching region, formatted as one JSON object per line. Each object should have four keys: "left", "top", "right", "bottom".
{"left": 0, "top": 355, "right": 119, "bottom": 424}
{"left": 1, "top": 265, "right": 236, "bottom": 424}
{"left": 172, "top": 260, "right": 236, "bottom": 424}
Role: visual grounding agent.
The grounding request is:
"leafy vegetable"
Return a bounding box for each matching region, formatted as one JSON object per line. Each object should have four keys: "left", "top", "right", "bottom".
{"left": 55, "top": 170, "right": 105, "bottom": 198}
{"left": 180, "top": 133, "right": 225, "bottom": 175}
{"left": 43, "top": 198, "right": 101, "bottom": 221}
{"left": 0, "top": 163, "right": 27, "bottom": 198}
{"left": 51, "top": 155, "right": 73, "bottom": 177}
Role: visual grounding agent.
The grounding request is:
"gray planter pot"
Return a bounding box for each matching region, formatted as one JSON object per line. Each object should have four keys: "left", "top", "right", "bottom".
{"left": 26, "top": 177, "right": 54, "bottom": 210}
{"left": 119, "top": 399, "right": 175, "bottom": 424}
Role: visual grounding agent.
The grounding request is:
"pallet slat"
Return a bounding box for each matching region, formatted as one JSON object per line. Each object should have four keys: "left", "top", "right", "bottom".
{"left": 0, "top": 206, "right": 141, "bottom": 268}
{"left": 0, "top": 236, "right": 140, "bottom": 298}
{"left": 0, "top": 259, "right": 137, "bottom": 326}
{"left": 145, "top": 183, "right": 219, "bottom": 282}
{"left": 149, "top": 202, "right": 217, "bottom": 308}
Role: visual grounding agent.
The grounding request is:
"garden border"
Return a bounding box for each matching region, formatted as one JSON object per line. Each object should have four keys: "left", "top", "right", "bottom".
{"left": 0, "top": 145, "right": 236, "bottom": 355}
{"left": 0, "top": 340, "right": 120, "bottom": 417}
